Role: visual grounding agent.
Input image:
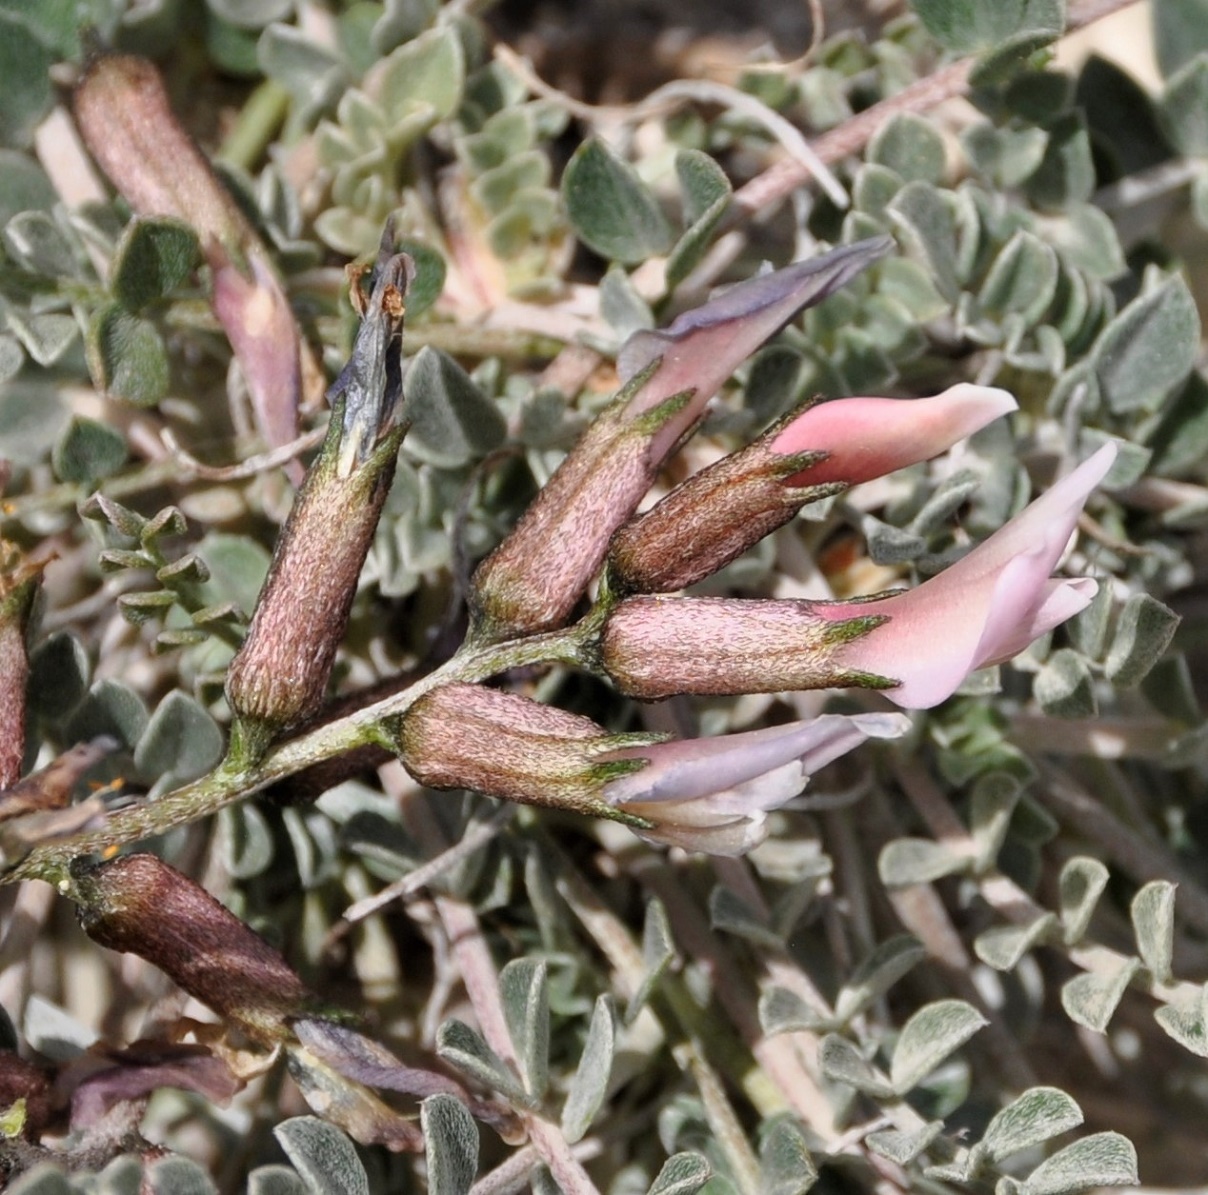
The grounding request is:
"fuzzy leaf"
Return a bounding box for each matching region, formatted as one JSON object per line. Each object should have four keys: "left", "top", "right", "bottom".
{"left": 1154, "top": 0, "right": 1208, "bottom": 75}
{"left": 1058, "top": 857, "right": 1109, "bottom": 944}
{"left": 422, "top": 1095, "right": 479, "bottom": 1195}
{"left": 676, "top": 148, "right": 730, "bottom": 225}
{"left": 974, "top": 915, "right": 1057, "bottom": 971}
{"left": 968, "top": 772, "right": 1022, "bottom": 870}
{"left": 1131, "top": 880, "right": 1176, "bottom": 984}
{"left": 760, "top": 986, "right": 831, "bottom": 1035}
{"left": 867, "top": 1121, "right": 943, "bottom": 1165}
{"left": 1019, "top": 1132, "right": 1137, "bottom": 1195}
{"left": 52, "top": 417, "right": 127, "bottom": 485}
{"left": 273, "top": 1117, "right": 369, "bottom": 1195}
{"left": 0, "top": 13, "right": 55, "bottom": 148}
{"left": 219, "top": 802, "right": 276, "bottom": 880}
{"left": 910, "top": 0, "right": 1063, "bottom": 55}
{"left": 27, "top": 633, "right": 90, "bottom": 721}
{"left": 436, "top": 1020, "right": 528, "bottom": 1105}
{"left": 248, "top": 1167, "right": 308, "bottom": 1195}
{"left": 759, "top": 1119, "right": 817, "bottom": 1195}
{"left": 1105, "top": 593, "right": 1180, "bottom": 687}
{"left": 1027, "top": 114, "right": 1094, "bottom": 209}
{"left": 562, "top": 995, "right": 614, "bottom": 1142}
{"left": 890, "top": 999, "right": 987, "bottom": 1095}
{"left": 65, "top": 679, "right": 148, "bottom": 750}
{"left": 1060, "top": 958, "right": 1140, "bottom": 1033}
{"left": 394, "top": 238, "right": 445, "bottom": 317}
{"left": 834, "top": 936, "right": 926, "bottom": 1025}
{"left": 4, "top": 211, "right": 77, "bottom": 276}
{"left": 878, "top": 837, "right": 967, "bottom": 887}
{"left": 1160, "top": 54, "right": 1208, "bottom": 154}
{"left": 402, "top": 346, "right": 506, "bottom": 467}
{"left": 818, "top": 1034, "right": 893, "bottom": 1098}
{"left": 134, "top": 691, "right": 224, "bottom": 790}
{"left": 979, "top": 1087, "right": 1083, "bottom": 1164}
{"left": 6, "top": 1165, "right": 72, "bottom": 1195}
{"left": 647, "top": 1153, "right": 712, "bottom": 1195}
{"left": 500, "top": 958, "right": 550, "bottom": 1100}
{"left": 887, "top": 181, "right": 959, "bottom": 301}
{"left": 1034, "top": 648, "right": 1097, "bottom": 718}
{"left": 710, "top": 885, "right": 782, "bottom": 948}
{"left": 1154, "top": 984, "right": 1208, "bottom": 1056}
{"left": 145, "top": 1158, "right": 218, "bottom": 1194}
{"left": 88, "top": 304, "right": 170, "bottom": 406}
{"left": 0, "top": 332, "right": 22, "bottom": 383}
{"left": 111, "top": 217, "right": 200, "bottom": 312}
{"left": 6, "top": 310, "right": 78, "bottom": 367}
{"left": 1092, "top": 275, "right": 1200, "bottom": 413}
{"left": 562, "top": 138, "right": 673, "bottom": 264}
{"left": 623, "top": 897, "right": 676, "bottom": 1025}
{"left": 868, "top": 113, "right": 946, "bottom": 184}
{"left": 979, "top": 231, "right": 1058, "bottom": 324}
{"left": 377, "top": 25, "right": 464, "bottom": 123}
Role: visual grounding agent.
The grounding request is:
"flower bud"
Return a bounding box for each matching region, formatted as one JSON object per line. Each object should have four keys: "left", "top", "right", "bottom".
{"left": 74, "top": 854, "right": 320, "bottom": 1045}
{"left": 607, "top": 384, "right": 1015, "bottom": 594}
{"left": 74, "top": 53, "right": 303, "bottom": 478}
{"left": 397, "top": 683, "right": 654, "bottom": 817}
{"left": 399, "top": 685, "right": 908, "bottom": 855}
{"left": 225, "top": 236, "right": 410, "bottom": 755}
{"left": 469, "top": 238, "right": 892, "bottom": 644}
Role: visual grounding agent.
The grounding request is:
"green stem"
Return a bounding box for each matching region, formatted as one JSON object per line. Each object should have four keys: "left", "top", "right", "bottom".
{"left": 4, "top": 623, "right": 590, "bottom": 886}
{"left": 217, "top": 79, "right": 291, "bottom": 171}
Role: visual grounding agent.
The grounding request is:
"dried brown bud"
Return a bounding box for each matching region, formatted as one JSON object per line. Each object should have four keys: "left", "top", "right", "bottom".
{"left": 74, "top": 53, "right": 303, "bottom": 476}
{"left": 225, "top": 234, "right": 411, "bottom": 754}
{"left": 223, "top": 420, "right": 400, "bottom": 745}
{"left": 74, "top": 853, "right": 318, "bottom": 1045}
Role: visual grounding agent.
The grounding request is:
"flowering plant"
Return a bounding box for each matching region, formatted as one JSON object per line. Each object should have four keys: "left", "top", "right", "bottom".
{"left": 0, "top": 5, "right": 1200, "bottom": 1191}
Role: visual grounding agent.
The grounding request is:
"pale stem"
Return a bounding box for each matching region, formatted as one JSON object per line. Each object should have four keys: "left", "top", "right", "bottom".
{"left": 4, "top": 624, "right": 588, "bottom": 886}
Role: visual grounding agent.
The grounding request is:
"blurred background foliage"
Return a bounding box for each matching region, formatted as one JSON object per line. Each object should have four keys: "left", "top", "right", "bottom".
{"left": 3, "top": 0, "right": 1208, "bottom": 1190}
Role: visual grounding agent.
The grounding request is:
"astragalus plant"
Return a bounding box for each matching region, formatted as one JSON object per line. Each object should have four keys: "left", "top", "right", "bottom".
{"left": 0, "top": 0, "right": 1206, "bottom": 1192}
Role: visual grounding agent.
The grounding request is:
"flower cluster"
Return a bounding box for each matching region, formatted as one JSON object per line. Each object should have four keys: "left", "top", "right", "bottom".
{"left": 390, "top": 241, "right": 1117, "bottom": 853}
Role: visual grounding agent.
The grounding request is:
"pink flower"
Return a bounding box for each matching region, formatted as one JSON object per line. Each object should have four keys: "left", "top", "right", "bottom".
{"left": 600, "top": 444, "right": 1117, "bottom": 709}
{"left": 470, "top": 238, "right": 892, "bottom": 642}
{"left": 599, "top": 712, "right": 909, "bottom": 854}
{"left": 608, "top": 384, "right": 1016, "bottom": 594}
{"left": 769, "top": 384, "right": 1017, "bottom": 487}
{"left": 823, "top": 443, "right": 1117, "bottom": 708}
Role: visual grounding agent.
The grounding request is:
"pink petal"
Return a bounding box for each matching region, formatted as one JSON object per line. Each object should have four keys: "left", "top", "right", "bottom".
{"left": 828, "top": 444, "right": 1116, "bottom": 709}
{"left": 925, "top": 443, "right": 1117, "bottom": 591}
{"left": 771, "top": 384, "right": 1017, "bottom": 487}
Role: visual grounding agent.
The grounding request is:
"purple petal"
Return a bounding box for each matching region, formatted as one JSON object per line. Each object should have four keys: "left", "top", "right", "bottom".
{"left": 617, "top": 238, "right": 893, "bottom": 459}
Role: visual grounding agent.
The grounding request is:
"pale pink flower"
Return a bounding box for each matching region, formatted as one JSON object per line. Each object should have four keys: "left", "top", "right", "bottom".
{"left": 609, "top": 384, "right": 1016, "bottom": 594}
{"left": 601, "top": 444, "right": 1117, "bottom": 709}
{"left": 471, "top": 238, "right": 891, "bottom": 641}
{"left": 600, "top": 712, "right": 909, "bottom": 854}
{"left": 823, "top": 443, "right": 1118, "bottom": 708}
{"left": 769, "top": 384, "right": 1017, "bottom": 487}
